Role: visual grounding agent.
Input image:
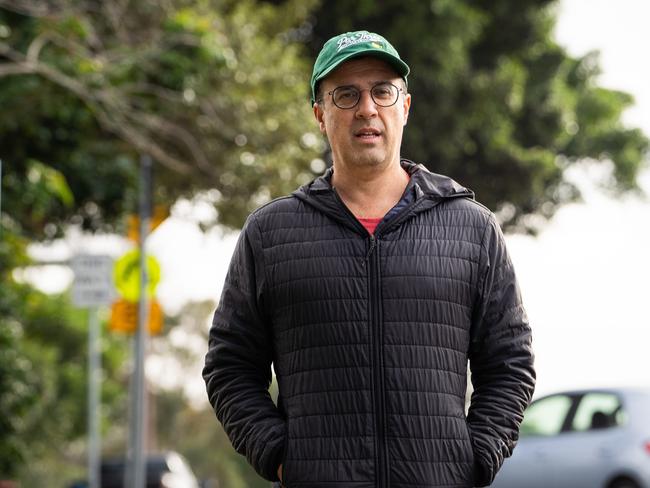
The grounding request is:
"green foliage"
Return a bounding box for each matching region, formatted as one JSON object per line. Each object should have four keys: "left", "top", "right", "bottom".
{"left": 0, "top": 318, "right": 38, "bottom": 477}
{"left": 0, "top": 224, "right": 129, "bottom": 482}
{"left": 307, "top": 0, "right": 649, "bottom": 230}
{"left": 0, "top": 0, "right": 321, "bottom": 237}
{"left": 0, "top": 275, "right": 130, "bottom": 484}
{"left": 0, "top": 232, "right": 34, "bottom": 477}
{"left": 1, "top": 2, "right": 321, "bottom": 476}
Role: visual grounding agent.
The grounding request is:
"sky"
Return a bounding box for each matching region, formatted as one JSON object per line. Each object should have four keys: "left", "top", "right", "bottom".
{"left": 510, "top": 0, "right": 650, "bottom": 395}
{"left": 25, "top": 0, "right": 650, "bottom": 402}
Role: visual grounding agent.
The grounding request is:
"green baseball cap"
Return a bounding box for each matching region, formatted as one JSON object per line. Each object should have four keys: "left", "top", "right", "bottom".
{"left": 310, "top": 30, "right": 410, "bottom": 105}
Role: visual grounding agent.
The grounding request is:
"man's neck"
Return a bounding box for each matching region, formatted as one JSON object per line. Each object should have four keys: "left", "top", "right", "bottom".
{"left": 331, "top": 160, "right": 410, "bottom": 219}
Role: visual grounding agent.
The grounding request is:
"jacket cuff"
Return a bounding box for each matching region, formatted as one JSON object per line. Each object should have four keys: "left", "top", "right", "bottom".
{"left": 473, "top": 457, "right": 493, "bottom": 488}
{"left": 258, "top": 435, "right": 286, "bottom": 482}
{"left": 468, "top": 426, "right": 508, "bottom": 487}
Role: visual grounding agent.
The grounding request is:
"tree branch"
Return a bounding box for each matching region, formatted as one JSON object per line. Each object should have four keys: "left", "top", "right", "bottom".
{"left": 0, "top": 39, "right": 196, "bottom": 175}
{"left": 26, "top": 31, "right": 51, "bottom": 64}
{"left": 0, "top": 63, "right": 35, "bottom": 77}
{"left": 133, "top": 111, "right": 214, "bottom": 173}
{"left": 0, "top": 0, "right": 59, "bottom": 17}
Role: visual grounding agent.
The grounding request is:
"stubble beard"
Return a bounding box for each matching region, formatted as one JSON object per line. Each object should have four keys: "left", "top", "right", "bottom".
{"left": 351, "top": 148, "right": 386, "bottom": 168}
{"left": 335, "top": 139, "right": 394, "bottom": 170}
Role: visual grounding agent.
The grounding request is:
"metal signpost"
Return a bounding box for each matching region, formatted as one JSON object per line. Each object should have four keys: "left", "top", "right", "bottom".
{"left": 56, "top": 155, "right": 160, "bottom": 488}
{"left": 67, "top": 155, "right": 159, "bottom": 488}
{"left": 126, "top": 154, "right": 152, "bottom": 488}
{"left": 71, "top": 254, "right": 116, "bottom": 488}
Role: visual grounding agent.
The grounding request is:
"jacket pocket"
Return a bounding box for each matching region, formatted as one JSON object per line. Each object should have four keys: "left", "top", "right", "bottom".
{"left": 463, "top": 419, "right": 476, "bottom": 485}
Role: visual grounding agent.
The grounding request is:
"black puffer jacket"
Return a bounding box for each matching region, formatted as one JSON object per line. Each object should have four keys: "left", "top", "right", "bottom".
{"left": 203, "top": 161, "right": 535, "bottom": 488}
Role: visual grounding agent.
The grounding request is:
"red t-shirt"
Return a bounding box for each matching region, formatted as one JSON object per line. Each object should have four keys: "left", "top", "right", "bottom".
{"left": 358, "top": 217, "right": 382, "bottom": 235}
{"left": 354, "top": 169, "right": 411, "bottom": 235}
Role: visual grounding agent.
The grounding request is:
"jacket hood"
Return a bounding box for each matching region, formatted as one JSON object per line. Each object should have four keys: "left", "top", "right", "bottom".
{"left": 292, "top": 159, "right": 474, "bottom": 234}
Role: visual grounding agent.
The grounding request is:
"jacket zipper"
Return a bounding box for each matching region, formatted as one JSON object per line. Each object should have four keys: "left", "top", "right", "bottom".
{"left": 331, "top": 188, "right": 427, "bottom": 488}
{"left": 367, "top": 234, "right": 388, "bottom": 488}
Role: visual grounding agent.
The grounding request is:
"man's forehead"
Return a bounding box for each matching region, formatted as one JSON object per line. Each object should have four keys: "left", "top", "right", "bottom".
{"left": 321, "top": 57, "right": 401, "bottom": 85}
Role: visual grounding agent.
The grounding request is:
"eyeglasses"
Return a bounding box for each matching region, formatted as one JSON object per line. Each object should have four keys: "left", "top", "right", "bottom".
{"left": 323, "top": 82, "right": 403, "bottom": 109}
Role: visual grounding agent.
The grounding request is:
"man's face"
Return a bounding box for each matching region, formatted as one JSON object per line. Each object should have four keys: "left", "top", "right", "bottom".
{"left": 313, "top": 57, "right": 411, "bottom": 171}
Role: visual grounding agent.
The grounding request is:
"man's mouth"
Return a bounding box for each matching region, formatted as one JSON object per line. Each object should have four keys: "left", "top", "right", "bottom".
{"left": 355, "top": 128, "right": 382, "bottom": 140}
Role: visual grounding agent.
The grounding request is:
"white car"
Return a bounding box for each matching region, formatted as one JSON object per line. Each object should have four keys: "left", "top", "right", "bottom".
{"left": 492, "top": 388, "right": 650, "bottom": 488}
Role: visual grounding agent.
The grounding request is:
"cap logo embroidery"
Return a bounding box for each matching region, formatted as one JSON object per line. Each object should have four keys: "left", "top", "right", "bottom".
{"left": 336, "top": 32, "right": 384, "bottom": 52}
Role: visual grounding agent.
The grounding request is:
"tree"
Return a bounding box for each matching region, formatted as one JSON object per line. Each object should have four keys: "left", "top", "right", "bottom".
{"left": 306, "top": 0, "right": 648, "bottom": 230}
{"left": 0, "top": 0, "right": 322, "bottom": 483}
{"left": 0, "top": 0, "right": 321, "bottom": 238}
{"left": 0, "top": 126, "right": 129, "bottom": 483}
{"left": 0, "top": 294, "right": 38, "bottom": 479}
{"left": 0, "top": 281, "right": 131, "bottom": 484}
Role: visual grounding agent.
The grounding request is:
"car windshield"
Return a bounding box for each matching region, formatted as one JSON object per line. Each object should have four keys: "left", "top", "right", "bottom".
{"left": 519, "top": 391, "right": 628, "bottom": 438}
{"left": 519, "top": 394, "right": 572, "bottom": 436}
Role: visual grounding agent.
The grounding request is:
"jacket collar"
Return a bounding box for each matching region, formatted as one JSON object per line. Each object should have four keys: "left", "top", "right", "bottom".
{"left": 301, "top": 159, "right": 473, "bottom": 199}
{"left": 292, "top": 159, "right": 474, "bottom": 234}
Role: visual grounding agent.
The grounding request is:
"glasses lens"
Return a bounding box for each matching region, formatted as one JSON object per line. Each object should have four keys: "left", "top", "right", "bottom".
{"left": 332, "top": 86, "right": 360, "bottom": 109}
{"left": 371, "top": 83, "right": 399, "bottom": 107}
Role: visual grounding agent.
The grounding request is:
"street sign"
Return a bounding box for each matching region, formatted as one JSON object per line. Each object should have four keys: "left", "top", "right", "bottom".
{"left": 71, "top": 254, "right": 115, "bottom": 307}
{"left": 127, "top": 205, "right": 169, "bottom": 243}
{"left": 109, "top": 298, "right": 163, "bottom": 335}
{"left": 113, "top": 250, "right": 161, "bottom": 302}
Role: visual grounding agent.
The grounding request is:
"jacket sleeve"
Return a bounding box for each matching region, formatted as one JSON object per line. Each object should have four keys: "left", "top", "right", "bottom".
{"left": 202, "top": 214, "right": 285, "bottom": 482}
{"left": 467, "top": 214, "right": 536, "bottom": 487}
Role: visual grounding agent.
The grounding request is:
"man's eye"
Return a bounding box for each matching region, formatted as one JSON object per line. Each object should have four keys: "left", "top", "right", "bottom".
{"left": 337, "top": 89, "right": 356, "bottom": 99}
{"left": 373, "top": 85, "right": 393, "bottom": 98}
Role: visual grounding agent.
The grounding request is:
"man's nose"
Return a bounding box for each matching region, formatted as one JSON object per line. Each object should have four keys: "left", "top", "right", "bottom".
{"left": 355, "top": 90, "right": 378, "bottom": 119}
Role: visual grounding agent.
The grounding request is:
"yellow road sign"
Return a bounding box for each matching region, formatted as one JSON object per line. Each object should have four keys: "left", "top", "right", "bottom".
{"left": 109, "top": 298, "right": 163, "bottom": 335}
{"left": 113, "top": 250, "right": 161, "bottom": 302}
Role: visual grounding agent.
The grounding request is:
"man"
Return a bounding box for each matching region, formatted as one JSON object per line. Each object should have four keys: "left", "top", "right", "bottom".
{"left": 203, "top": 30, "right": 535, "bottom": 488}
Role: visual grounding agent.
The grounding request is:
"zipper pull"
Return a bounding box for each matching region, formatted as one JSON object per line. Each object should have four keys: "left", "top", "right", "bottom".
{"left": 365, "top": 235, "right": 376, "bottom": 261}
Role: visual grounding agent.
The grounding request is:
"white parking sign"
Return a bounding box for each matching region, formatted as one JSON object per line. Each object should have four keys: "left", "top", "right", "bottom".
{"left": 72, "top": 254, "right": 115, "bottom": 307}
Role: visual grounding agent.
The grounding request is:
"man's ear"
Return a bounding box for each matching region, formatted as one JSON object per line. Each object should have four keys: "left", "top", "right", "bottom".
{"left": 402, "top": 93, "right": 412, "bottom": 126}
{"left": 313, "top": 103, "right": 327, "bottom": 134}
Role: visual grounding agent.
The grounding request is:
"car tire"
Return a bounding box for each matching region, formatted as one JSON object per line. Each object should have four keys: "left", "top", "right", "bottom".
{"left": 609, "top": 478, "right": 640, "bottom": 488}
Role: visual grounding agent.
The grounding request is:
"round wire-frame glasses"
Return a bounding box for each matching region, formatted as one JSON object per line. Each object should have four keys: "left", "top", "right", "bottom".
{"left": 324, "top": 82, "right": 403, "bottom": 109}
